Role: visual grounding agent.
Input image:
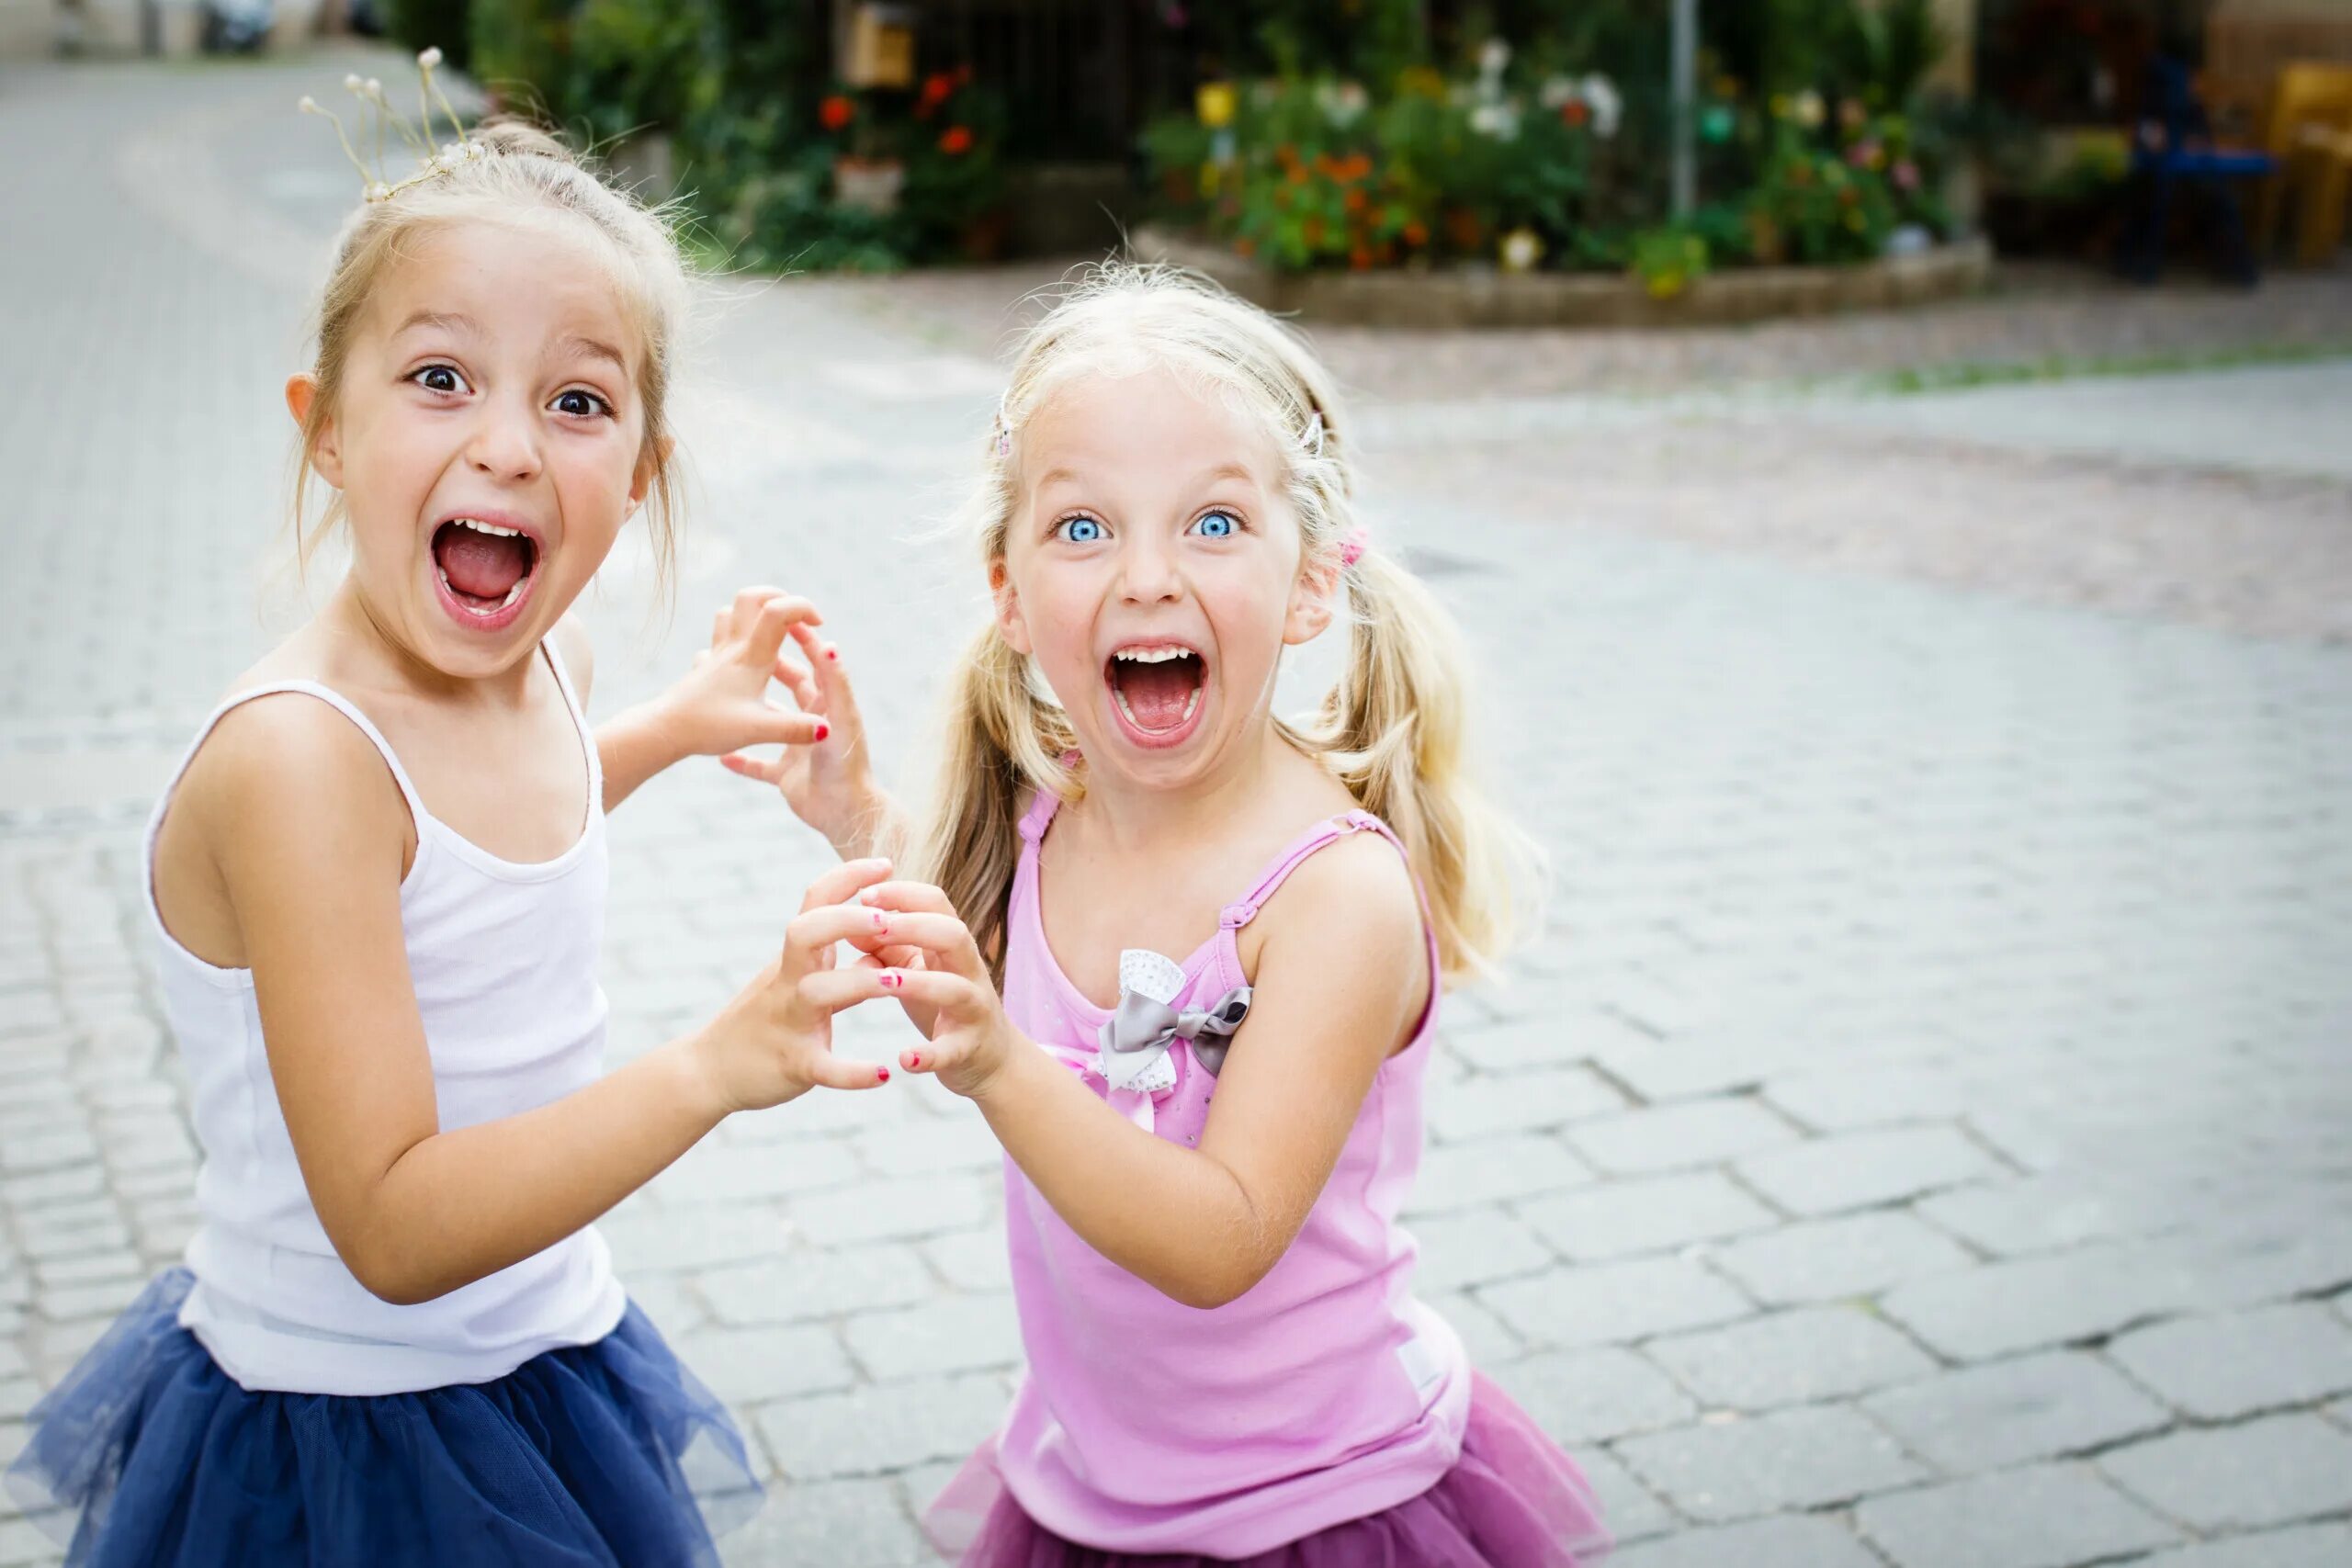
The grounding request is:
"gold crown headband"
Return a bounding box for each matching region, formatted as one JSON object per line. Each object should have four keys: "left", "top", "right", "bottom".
{"left": 300, "top": 47, "right": 484, "bottom": 205}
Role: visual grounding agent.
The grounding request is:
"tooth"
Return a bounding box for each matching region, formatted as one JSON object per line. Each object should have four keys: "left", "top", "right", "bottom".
{"left": 499, "top": 581, "right": 523, "bottom": 609}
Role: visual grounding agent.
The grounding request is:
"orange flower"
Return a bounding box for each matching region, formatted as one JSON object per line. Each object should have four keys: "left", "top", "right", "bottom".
{"left": 1403, "top": 219, "right": 1429, "bottom": 247}
{"left": 1344, "top": 153, "right": 1373, "bottom": 182}
{"left": 1235, "top": 237, "right": 1256, "bottom": 258}
{"left": 820, "top": 95, "right": 854, "bottom": 132}
{"left": 1303, "top": 216, "right": 1328, "bottom": 247}
{"left": 1344, "top": 188, "right": 1367, "bottom": 214}
{"left": 940, "top": 125, "right": 974, "bottom": 155}
{"left": 1350, "top": 244, "right": 1373, "bottom": 270}
{"left": 1562, "top": 100, "right": 1590, "bottom": 128}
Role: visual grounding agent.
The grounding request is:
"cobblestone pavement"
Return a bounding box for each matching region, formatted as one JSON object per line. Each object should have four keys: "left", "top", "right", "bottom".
{"left": 5, "top": 52, "right": 2352, "bottom": 1568}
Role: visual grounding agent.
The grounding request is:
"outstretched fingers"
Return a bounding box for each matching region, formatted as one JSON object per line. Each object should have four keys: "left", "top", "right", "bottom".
{"left": 863, "top": 908, "right": 985, "bottom": 982}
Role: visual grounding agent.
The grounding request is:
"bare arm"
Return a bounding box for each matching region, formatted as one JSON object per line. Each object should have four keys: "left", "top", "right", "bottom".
{"left": 856, "top": 836, "right": 1429, "bottom": 1307}
{"left": 199, "top": 698, "right": 890, "bottom": 1305}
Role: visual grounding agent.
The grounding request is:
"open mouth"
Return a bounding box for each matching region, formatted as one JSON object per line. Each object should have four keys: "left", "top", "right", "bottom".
{"left": 429, "top": 516, "right": 539, "bottom": 629}
{"left": 1106, "top": 643, "right": 1207, "bottom": 745}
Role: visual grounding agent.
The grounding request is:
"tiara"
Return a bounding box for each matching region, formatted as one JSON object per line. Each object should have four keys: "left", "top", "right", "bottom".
{"left": 300, "top": 48, "right": 484, "bottom": 205}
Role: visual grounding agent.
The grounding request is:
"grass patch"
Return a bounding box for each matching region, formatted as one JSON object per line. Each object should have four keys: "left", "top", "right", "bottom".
{"left": 1862, "top": 340, "right": 2352, "bottom": 396}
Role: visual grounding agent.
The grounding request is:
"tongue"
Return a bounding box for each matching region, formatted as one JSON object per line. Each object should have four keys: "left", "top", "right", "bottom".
{"left": 1117, "top": 660, "right": 1197, "bottom": 730}
{"left": 436, "top": 526, "right": 528, "bottom": 601}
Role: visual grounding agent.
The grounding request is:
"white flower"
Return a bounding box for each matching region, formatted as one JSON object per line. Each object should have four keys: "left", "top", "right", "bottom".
{"left": 344, "top": 73, "right": 363, "bottom": 91}
{"left": 1316, "top": 78, "right": 1369, "bottom": 128}
{"left": 1500, "top": 226, "right": 1544, "bottom": 272}
{"left": 1540, "top": 74, "right": 1578, "bottom": 109}
{"left": 365, "top": 181, "right": 391, "bottom": 201}
{"left": 1479, "top": 39, "right": 1511, "bottom": 80}
{"left": 1470, "top": 101, "right": 1520, "bottom": 141}
{"left": 365, "top": 78, "right": 383, "bottom": 96}
{"left": 297, "top": 95, "right": 319, "bottom": 112}
{"left": 1794, "top": 89, "right": 1825, "bottom": 128}
{"left": 417, "top": 46, "right": 443, "bottom": 69}
{"left": 1582, "top": 73, "right": 1623, "bottom": 139}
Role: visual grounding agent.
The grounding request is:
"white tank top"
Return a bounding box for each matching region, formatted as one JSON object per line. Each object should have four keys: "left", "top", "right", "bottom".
{"left": 147, "top": 644, "right": 627, "bottom": 1394}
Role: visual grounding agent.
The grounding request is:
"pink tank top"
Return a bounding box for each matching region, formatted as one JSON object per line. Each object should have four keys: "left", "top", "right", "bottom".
{"left": 990, "top": 793, "right": 1472, "bottom": 1557}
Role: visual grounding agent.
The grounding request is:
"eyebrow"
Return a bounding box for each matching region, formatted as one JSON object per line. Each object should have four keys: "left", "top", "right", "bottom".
{"left": 1034, "top": 462, "right": 1261, "bottom": 493}
{"left": 392, "top": 310, "right": 478, "bottom": 339}
{"left": 556, "top": 334, "right": 629, "bottom": 375}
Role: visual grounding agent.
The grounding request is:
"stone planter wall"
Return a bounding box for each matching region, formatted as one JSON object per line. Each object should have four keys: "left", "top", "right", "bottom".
{"left": 1132, "top": 225, "right": 1994, "bottom": 330}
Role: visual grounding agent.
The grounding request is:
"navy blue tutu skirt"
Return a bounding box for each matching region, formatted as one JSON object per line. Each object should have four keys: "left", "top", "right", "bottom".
{"left": 5, "top": 1269, "right": 761, "bottom": 1567}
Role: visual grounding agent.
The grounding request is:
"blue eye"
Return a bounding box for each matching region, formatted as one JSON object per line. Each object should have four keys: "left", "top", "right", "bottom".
{"left": 1056, "top": 516, "right": 1105, "bottom": 544}
{"left": 1190, "top": 510, "right": 1239, "bottom": 538}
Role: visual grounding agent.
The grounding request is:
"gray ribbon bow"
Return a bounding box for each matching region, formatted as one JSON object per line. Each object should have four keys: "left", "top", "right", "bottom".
{"left": 1097, "top": 986, "right": 1253, "bottom": 1083}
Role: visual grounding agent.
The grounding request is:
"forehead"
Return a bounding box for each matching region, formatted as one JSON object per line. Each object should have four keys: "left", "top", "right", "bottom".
{"left": 362, "top": 217, "right": 645, "bottom": 366}
{"left": 1024, "top": 367, "right": 1283, "bottom": 489}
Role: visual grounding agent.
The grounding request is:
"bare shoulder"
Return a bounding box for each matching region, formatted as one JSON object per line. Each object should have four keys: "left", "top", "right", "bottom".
{"left": 551, "top": 614, "right": 595, "bottom": 708}
{"left": 179, "top": 692, "right": 413, "bottom": 855}
{"left": 1254, "top": 825, "right": 1424, "bottom": 969}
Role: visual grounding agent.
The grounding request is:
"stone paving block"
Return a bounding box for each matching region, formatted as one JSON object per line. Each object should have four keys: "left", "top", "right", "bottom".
{"left": 1914, "top": 1174, "right": 2160, "bottom": 1258}
{"left": 2127, "top": 1521, "right": 2352, "bottom": 1568}
{"left": 1493, "top": 1346, "right": 1697, "bottom": 1445}
{"left": 1608, "top": 1514, "right": 1885, "bottom": 1568}
{"left": 0, "top": 1515, "right": 65, "bottom": 1568}
{"left": 789, "top": 1175, "right": 989, "bottom": 1247}
{"left": 1614, "top": 1404, "right": 1925, "bottom": 1522}
{"left": 1878, "top": 1243, "right": 2196, "bottom": 1361}
{"left": 1568, "top": 1446, "right": 1677, "bottom": 1545}
{"left": 1428, "top": 1292, "right": 1521, "bottom": 1365}
{"left": 756, "top": 1372, "right": 1006, "bottom": 1481}
{"left": 2176, "top": 1221, "right": 2352, "bottom": 1314}
{"left": 0, "top": 1134, "right": 96, "bottom": 1176}
{"left": 920, "top": 1228, "right": 1012, "bottom": 1295}
{"left": 0, "top": 1167, "right": 102, "bottom": 1207}
{"left": 674, "top": 1323, "right": 856, "bottom": 1405}
{"left": 1760, "top": 1064, "right": 1962, "bottom": 1131}
{"left": 600, "top": 1201, "right": 796, "bottom": 1274}
{"left": 1519, "top": 1172, "right": 1778, "bottom": 1263}
{"left": 2106, "top": 1302, "right": 2352, "bottom": 1421}
{"left": 654, "top": 1138, "right": 863, "bottom": 1204}
{"left": 1856, "top": 1462, "right": 2181, "bottom": 1568}
{"left": 1735, "top": 1126, "right": 1995, "bottom": 1216}
{"left": 1403, "top": 1134, "right": 1592, "bottom": 1214}
{"left": 1411, "top": 1207, "right": 1555, "bottom": 1294}
{"left": 1646, "top": 1305, "right": 1939, "bottom": 1412}
{"left": 1425, "top": 1067, "right": 1627, "bottom": 1142}
{"left": 1444, "top": 1007, "right": 1654, "bottom": 1072}
{"left": 0, "top": 1383, "right": 35, "bottom": 1424}
{"left": 32, "top": 1276, "right": 141, "bottom": 1323}
{"left": 1861, "top": 1349, "right": 2169, "bottom": 1474}
{"left": 699, "top": 1245, "right": 938, "bottom": 1327}
{"left": 1485, "top": 1258, "right": 1755, "bottom": 1349}
{"left": 842, "top": 1292, "right": 1023, "bottom": 1382}
{"left": 853, "top": 1116, "right": 1006, "bottom": 1179}
{"left": 1711, "top": 1211, "right": 1976, "bottom": 1306}
{"left": 1566, "top": 1097, "right": 1798, "bottom": 1175}
{"left": 2098, "top": 1414, "right": 2352, "bottom": 1532}
{"left": 720, "top": 1477, "right": 925, "bottom": 1568}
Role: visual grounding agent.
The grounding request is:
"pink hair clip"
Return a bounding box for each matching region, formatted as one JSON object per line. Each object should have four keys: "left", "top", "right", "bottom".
{"left": 1340, "top": 526, "right": 1369, "bottom": 568}
{"left": 994, "top": 390, "right": 1014, "bottom": 458}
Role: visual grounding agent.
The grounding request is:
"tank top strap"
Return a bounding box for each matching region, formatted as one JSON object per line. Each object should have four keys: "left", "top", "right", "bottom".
{"left": 537, "top": 638, "right": 603, "bottom": 807}
{"left": 1219, "top": 807, "right": 1408, "bottom": 931}
{"left": 1015, "top": 787, "right": 1062, "bottom": 847}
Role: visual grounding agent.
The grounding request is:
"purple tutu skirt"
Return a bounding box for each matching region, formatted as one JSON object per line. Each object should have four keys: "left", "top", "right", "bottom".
{"left": 5, "top": 1269, "right": 760, "bottom": 1568}
{"left": 926, "top": 1372, "right": 1610, "bottom": 1567}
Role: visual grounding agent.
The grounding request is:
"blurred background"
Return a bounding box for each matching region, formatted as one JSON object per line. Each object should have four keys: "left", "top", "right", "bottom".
{"left": 2, "top": 3, "right": 2350, "bottom": 1566}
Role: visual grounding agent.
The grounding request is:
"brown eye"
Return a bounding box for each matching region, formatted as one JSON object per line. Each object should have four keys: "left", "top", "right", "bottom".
{"left": 553, "top": 389, "right": 610, "bottom": 418}
{"left": 413, "top": 365, "right": 468, "bottom": 395}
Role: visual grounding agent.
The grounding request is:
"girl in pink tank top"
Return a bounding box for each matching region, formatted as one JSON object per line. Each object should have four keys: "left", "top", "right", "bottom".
{"left": 754, "top": 266, "right": 1608, "bottom": 1566}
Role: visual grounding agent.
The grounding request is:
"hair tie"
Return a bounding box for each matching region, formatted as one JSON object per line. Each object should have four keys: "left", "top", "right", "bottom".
{"left": 1340, "top": 526, "right": 1369, "bottom": 568}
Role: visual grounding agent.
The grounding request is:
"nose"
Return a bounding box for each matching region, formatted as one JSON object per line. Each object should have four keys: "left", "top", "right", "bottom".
{"left": 464, "top": 390, "right": 543, "bottom": 484}
{"left": 1116, "top": 531, "right": 1183, "bottom": 605}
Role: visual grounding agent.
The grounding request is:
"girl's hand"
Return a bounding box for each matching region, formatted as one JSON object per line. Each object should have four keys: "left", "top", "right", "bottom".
{"left": 849, "top": 883, "right": 1022, "bottom": 1100}
{"left": 688, "top": 858, "right": 899, "bottom": 1113}
{"left": 717, "top": 606, "right": 886, "bottom": 859}
{"left": 656, "top": 588, "right": 829, "bottom": 761}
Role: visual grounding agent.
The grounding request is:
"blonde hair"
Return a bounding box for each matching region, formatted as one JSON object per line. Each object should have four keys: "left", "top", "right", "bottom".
{"left": 917, "top": 264, "right": 1537, "bottom": 983}
{"left": 289, "top": 118, "right": 691, "bottom": 599}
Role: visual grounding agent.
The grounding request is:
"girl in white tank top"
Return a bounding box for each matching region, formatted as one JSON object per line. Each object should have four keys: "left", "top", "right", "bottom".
{"left": 6, "top": 90, "right": 887, "bottom": 1568}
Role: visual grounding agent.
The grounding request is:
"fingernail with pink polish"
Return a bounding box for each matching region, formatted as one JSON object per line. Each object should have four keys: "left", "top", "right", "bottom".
{"left": 876, "top": 1067, "right": 890, "bottom": 1083}
{"left": 814, "top": 722, "right": 831, "bottom": 741}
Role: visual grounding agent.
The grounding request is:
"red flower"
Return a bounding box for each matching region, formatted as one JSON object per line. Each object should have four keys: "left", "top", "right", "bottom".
{"left": 918, "top": 73, "right": 954, "bottom": 119}
{"left": 1562, "top": 99, "right": 1590, "bottom": 129}
{"left": 940, "top": 125, "right": 974, "bottom": 155}
{"left": 1402, "top": 220, "right": 1429, "bottom": 247}
{"left": 820, "top": 96, "right": 854, "bottom": 132}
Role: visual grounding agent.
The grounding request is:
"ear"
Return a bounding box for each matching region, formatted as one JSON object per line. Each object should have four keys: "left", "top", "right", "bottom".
{"left": 629, "top": 433, "right": 675, "bottom": 511}
{"left": 286, "top": 374, "right": 343, "bottom": 489}
{"left": 1282, "top": 545, "right": 1341, "bottom": 648}
{"left": 989, "top": 558, "right": 1033, "bottom": 658}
